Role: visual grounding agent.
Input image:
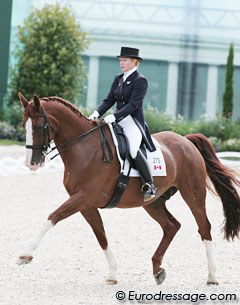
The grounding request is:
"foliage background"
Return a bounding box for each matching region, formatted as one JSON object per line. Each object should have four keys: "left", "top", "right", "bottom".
{"left": 2, "top": 107, "right": 240, "bottom": 151}
{"left": 222, "top": 43, "right": 234, "bottom": 119}
{"left": 6, "top": 3, "right": 90, "bottom": 126}
{"left": 1, "top": 5, "right": 240, "bottom": 151}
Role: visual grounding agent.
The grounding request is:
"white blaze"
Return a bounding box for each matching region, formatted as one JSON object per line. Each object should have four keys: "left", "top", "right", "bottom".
{"left": 25, "top": 118, "right": 33, "bottom": 167}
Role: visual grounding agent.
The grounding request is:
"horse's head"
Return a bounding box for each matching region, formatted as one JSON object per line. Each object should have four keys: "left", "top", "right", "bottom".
{"left": 19, "top": 92, "right": 55, "bottom": 171}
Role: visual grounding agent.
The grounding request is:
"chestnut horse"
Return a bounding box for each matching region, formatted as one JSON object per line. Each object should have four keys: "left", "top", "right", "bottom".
{"left": 17, "top": 93, "right": 240, "bottom": 285}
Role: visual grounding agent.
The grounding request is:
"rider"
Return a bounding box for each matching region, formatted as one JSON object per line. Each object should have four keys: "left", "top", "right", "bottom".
{"left": 89, "top": 46, "right": 156, "bottom": 202}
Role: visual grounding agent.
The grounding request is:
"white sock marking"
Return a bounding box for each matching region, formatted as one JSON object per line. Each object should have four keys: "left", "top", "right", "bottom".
{"left": 20, "top": 220, "right": 53, "bottom": 257}
{"left": 103, "top": 248, "right": 117, "bottom": 281}
{"left": 203, "top": 239, "right": 218, "bottom": 283}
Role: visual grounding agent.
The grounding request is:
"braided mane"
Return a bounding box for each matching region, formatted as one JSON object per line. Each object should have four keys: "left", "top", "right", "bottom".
{"left": 41, "top": 96, "right": 90, "bottom": 122}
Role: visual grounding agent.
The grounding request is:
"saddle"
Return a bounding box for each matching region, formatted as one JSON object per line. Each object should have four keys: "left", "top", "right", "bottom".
{"left": 112, "top": 123, "right": 131, "bottom": 162}
{"left": 102, "top": 123, "right": 171, "bottom": 208}
{"left": 102, "top": 122, "right": 158, "bottom": 209}
{"left": 112, "top": 122, "right": 147, "bottom": 168}
{"left": 102, "top": 123, "right": 132, "bottom": 209}
{"left": 102, "top": 122, "right": 168, "bottom": 209}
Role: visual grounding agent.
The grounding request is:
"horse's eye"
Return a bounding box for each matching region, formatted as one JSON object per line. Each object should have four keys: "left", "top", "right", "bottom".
{"left": 34, "top": 125, "right": 42, "bottom": 132}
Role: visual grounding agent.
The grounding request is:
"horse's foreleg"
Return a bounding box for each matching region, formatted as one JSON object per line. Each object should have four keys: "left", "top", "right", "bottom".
{"left": 17, "top": 193, "right": 82, "bottom": 265}
{"left": 103, "top": 248, "right": 117, "bottom": 284}
{"left": 17, "top": 220, "right": 54, "bottom": 264}
{"left": 143, "top": 198, "right": 181, "bottom": 285}
{"left": 81, "top": 208, "right": 117, "bottom": 284}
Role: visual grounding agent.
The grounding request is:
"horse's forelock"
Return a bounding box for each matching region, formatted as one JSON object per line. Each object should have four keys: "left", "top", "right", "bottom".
{"left": 21, "top": 99, "right": 43, "bottom": 127}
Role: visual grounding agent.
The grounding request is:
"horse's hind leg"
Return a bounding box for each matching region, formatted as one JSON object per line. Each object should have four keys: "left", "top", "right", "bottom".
{"left": 81, "top": 208, "right": 117, "bottom": 285}
{"left": 180, "top": 186, "right": 219, "bottom": 285}
{"left": 143, "top": 197, "right": 181, "bottom": 285}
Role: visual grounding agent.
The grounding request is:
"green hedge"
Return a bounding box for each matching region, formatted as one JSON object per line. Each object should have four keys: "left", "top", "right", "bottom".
{"left": 1, "top": 107, "right": 240, "bottom": 151}
{"left": 145, "top": 108, "right": 240, "bottom": 140}
{"left": 144, "top": 108, "right": 240, "bottom": 151}
{"left": 0, "top": 121, "right": 25, "bottom": 141}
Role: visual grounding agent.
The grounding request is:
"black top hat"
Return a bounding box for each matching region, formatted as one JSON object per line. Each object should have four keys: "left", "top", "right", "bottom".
{"left": 117, "top": 47, "right": 142, "bottom": 61}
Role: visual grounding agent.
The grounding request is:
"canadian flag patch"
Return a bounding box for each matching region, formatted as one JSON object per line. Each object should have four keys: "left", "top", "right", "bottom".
{"left": 108, "top": 122, "right": 167, "bottom": 177}
{"left": 150, "top": 155, "right": 166, "bottom": 176}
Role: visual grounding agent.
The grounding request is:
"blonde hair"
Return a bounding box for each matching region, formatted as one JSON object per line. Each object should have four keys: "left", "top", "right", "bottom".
{"left": 132, "top": 58, "right": 140, "bottom": 66}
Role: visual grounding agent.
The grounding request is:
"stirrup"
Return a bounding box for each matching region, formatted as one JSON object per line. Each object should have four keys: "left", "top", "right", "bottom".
{"left": 141, "top": 183, "right": 156, "bottom": 202}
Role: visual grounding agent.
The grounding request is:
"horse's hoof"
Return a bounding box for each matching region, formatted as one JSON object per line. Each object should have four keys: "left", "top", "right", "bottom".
{"left": 16, "top": 256, "right": 33, "bottom": 265}
{"left": 154, "top": 268, "right": 166, "bottom": 285}
{"left": 106, "top": 278, "right": 118, "bottom": 285}
{"left": 207, "top": 280, "right": 219, "bottom": 285}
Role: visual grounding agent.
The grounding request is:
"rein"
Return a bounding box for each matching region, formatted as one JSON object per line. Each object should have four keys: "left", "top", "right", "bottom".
{"left": 26, "top": 110, "right": 113, "bottom": 163}
{"left": 48, "top": 123, "right": 113, "bottom": 163}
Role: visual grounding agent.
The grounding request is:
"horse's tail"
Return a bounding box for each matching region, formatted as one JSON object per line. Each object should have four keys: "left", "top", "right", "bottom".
{"left": 185, "top": 133, "right": 240, "bottom": 240}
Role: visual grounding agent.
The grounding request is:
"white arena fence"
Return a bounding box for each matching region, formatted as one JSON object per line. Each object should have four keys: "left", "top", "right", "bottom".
{"left": 216, "top": 151, "right": 240, "bottom": 167}
{"left": 1, "top": 147, "right": 240, "bottom": 176}
{"left": 0, "top": 155, "right": 64, "bottom": 176}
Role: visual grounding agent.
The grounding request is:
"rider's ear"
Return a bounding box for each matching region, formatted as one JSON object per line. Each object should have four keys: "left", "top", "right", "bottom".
{"left": 33, "top": 95, "right": 41, "bottom": 112}
{"left": 18, "top": 92, "right": 29, "bottom": 108}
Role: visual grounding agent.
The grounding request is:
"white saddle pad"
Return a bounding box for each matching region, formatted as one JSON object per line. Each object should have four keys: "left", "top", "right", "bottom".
{"left": 108, "top": 124, "right": 167, "bottom": 177}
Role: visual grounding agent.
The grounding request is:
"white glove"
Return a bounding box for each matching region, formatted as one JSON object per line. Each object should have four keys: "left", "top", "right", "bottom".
{"left": 89, "top": 110, "right": 99, "bottom": 120}
{"left": 104, "top": 114, "right": 116, "bottom": 124}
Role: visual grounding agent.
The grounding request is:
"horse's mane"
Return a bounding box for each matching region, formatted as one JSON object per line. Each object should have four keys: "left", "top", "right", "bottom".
{"left": 41, "top": 96, "right": 90, "bottom": 122}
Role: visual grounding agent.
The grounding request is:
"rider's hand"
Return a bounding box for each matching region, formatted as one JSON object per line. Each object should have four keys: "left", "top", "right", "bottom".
{"left": 104, "top": 114, "right": 116, "bottom": 124}
{"left": 89, "top": 110, "right": 99, "bottom": 120}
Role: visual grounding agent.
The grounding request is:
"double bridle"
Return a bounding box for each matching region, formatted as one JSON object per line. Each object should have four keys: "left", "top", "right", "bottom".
{"left": 26, "top": 111, "right": 52, "bottom": 153}
{"left": 26, "top": 110, "right": 113, "bottom": 163}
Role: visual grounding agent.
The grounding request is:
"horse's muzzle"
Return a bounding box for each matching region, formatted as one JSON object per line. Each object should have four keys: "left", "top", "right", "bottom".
{"left": 29, "top": 159, "right": 45, "bottom": 171}
{"left": 29, "top": 163, "right": 39, "bottom": 171}
{"left": 25, "top": 149, "right": 45, "bottom": 171}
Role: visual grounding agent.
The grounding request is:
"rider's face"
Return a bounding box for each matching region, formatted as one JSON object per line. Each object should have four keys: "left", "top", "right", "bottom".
{"left": 119, "top": 57, "right": 137, "bottom": 73}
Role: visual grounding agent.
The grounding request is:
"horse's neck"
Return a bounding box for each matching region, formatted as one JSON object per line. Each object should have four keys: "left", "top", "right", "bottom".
{"left": 47, "top": 103, "right": 91, "bottom": 143}
{"left": 46, "top": 103, "right": 101, "bottom": 164}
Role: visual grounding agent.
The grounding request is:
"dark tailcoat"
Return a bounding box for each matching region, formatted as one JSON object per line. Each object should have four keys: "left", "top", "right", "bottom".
{"left": 97, "top": 70, "right": 156, "bottom": 151}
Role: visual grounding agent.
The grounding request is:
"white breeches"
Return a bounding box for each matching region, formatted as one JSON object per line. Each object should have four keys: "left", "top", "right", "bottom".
{"left": 118, "top": 115, "right": 142, "bottom": 158}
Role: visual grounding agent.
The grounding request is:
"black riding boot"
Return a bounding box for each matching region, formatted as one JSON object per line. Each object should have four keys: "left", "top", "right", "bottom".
{"left": 134, "top": 150, "right": 156, "bottom": 201}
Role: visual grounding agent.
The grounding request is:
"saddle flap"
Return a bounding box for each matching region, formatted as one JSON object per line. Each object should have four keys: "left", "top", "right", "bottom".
{"left": 112, "top": 123, "right": 130, "bottom": 160}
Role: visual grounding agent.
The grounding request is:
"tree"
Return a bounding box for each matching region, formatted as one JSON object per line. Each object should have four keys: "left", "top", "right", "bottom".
{"left": 222, "top": 43, "right": 234, "bottom": 119}
{"left": 8, "top": 3, "right": 90, "bottom": 107}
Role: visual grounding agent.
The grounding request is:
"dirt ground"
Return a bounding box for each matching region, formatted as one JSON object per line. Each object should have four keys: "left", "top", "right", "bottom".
{"left": 0, "top": 146, "right": 239, "bottom": 305}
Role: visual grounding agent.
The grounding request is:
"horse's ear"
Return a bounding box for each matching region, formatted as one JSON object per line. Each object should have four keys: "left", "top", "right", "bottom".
{"left": 33, "top": 95, "right": 41, "bottom": 112}
{"left": 18, "top": 92, "right": 29, "bottom": 108}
